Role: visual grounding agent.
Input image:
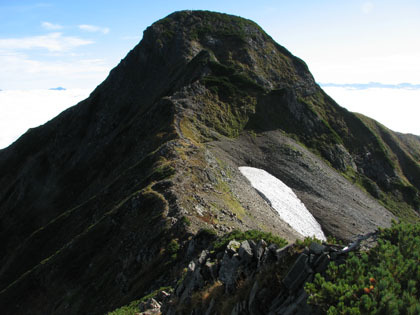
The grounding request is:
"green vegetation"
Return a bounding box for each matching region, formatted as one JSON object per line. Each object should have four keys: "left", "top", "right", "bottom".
{"left": 197, "top": 227, "right": 218, "bottom": 238}
{"left": 214, "top": 180, "right": 247, "bottom": 220}
{"left": 167, "top": 239, "right": 181, "bottom": 260}
{"left": 295, "top": 236, "right": 322, "bottom": 248}
{"left": 305, "top": 222, "right": 420, "bottom": 314}
{"left": 188, "top": 11, "right": 265, "bottom": 42}
{"left": 202, "top": 61, "right": 264, "bottom": 99}
{"left": 107, "top": 300, "right": 140, "bottom": 315}
{"left": 213, "top": 229, "right": 287, "bottom": 251}
{"left": 181, "top": 216, "right": 191, "bottom": 226}
{"left": 155, "top": 10, "right": 266, "bottom": 44}
{"left": 151, "top": 157, "right": 176, "bottom": 181}
{"left": 108, "top": 286, "right": 172, "bottom": 315}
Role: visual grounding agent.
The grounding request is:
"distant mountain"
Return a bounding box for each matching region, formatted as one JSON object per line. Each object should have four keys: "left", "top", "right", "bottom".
{"left": 49, "top": 86, "right": 66, "bottom": 90}
{"left": 0, "top": 10, "right": 418, "bottom": 314}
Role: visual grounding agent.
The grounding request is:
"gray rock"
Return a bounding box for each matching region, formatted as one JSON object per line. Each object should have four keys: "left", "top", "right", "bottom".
{"left": 203, "top": 259, "right": 218, "bottom": 281}
{"left": 275, "top": 244, "right": 293, "bottom": 261}
{"left": 186, "top": 239, "right": 196, "bottom": 257}
{"left": 271, "top": 288, "right": 311, "bottom": 315}
{"left": 219, "top": 252, "right": 240, "bottom": 292}
{"left": 262, "top": 244, "right": 279, "bottom": 265}
{"left": 314, "top": 253, "right": 330, "bottom": 273}
{"left": 239, "top": 240, "right": 253, "bottom": 262}
{"left": 198, "top": 250, "right": 209, "bottom": 264}
{"left": 255, "top": 239, "right": 267, "bottom": 267}
{"left": 309, "top": 242, "right": 326, "bottom": 255}
{"left": 231, "top": 300, "right": 248, "bottom": 315}
{"left": 139, "top": 298, "right": 160, "bottom": 312}
{"left": 205, "top": 298, "right": 216, "bottom": 315}
{"left": 177, "top": 260, "right": 205, "bottom": 304}
{"left": 156, "top": 290, "right": 170, "bottom": 302}
{"left": 283, "top": 253, "right": 313, "bottom": 292}
{"left": 248, "top": 281, "right": 259, "bottom": 315}
{"left": 188, "top": 260, "right": 196, "bottom": 272}
{"left": 226, "top": 240, "right": 241, "bottom": 255}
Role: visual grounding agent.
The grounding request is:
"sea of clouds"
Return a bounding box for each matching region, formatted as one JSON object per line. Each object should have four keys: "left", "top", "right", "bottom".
{"left": 322, "top": 86, "right": 420, "bottom": 136}
{"left": 0, "top": 86, "right": 418, "bottom": 150}
{"left": 0, "top": 89, "right": 90, "bottom": 149}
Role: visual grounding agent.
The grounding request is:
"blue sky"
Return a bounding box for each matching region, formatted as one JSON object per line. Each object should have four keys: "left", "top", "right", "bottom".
{"left": 0, "top": 1, "right": 419, "bottom": 146}
{"left": 1, "top": 0, "right": 419, "bottom": 89}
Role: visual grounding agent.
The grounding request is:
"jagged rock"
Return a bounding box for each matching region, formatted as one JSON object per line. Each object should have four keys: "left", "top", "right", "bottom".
{"left": 313, "top": 253, "right": 330, "bottom": 273}
{"left": 204, "top": 298, "right": 216, "bottom": 315}
{"left": 203, "top": 259, "right": 218, "bottom": 281}
{"left": 198, "top": 249, "right": 209, "bottom": 264}
{"left": 248, "top": 280, "right": 260, "bottom": 315}
{"left": 238, "top": 240, "right": 253, "bottom": 262}
{"left": 138, "top": 298, "right": 160, "bottom": 312}
{"left": 156, "top": 290, "right": 170, "bottom": 302}
{"left": 275, "top": 244, "right": 293, "bottom": 261}
{"left": 165, "top": 238, "right": 375, "bottom": 314}
{"left": 176, "top": 260, "right": 205, "bottom": 304}
{"left": 226, "top": 240, "right": 241, "bottom": 255}
{"left": 262, "top": 243, "right": 279, "bottom": 265}
{"left": 270, "top": 288, "right": 311, "bottom": 315}
{"left": 309, "top": 242, "right": 326, "bottom": 255}
{"left": 255, "top": 239, "right": 267, "bottom": 268}
{"left": 219, "top": 252, "right": 241, "bottom": 293}
{"left": 231, "top": 300, "right": 248, "bottom": 315}
{"left": 283, "top": 253, "right": 313, "bottom": 292}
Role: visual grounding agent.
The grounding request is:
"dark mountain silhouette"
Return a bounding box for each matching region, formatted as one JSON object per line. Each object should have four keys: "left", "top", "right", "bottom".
{"left": 0, "top": 11, "right": 418, "bottom": 314}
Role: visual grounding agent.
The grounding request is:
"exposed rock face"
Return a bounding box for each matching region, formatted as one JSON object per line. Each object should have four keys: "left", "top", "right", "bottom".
{"left": 162, "top": 237, "right": 355, "bottom": 315}
{"left": 0, "top": 10, "right": 418, "bottom": 314}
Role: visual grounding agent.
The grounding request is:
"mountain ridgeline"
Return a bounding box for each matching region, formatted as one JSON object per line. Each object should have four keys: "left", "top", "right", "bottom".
{"left": 0, "top": 11, "right": 419, "bottom": 314}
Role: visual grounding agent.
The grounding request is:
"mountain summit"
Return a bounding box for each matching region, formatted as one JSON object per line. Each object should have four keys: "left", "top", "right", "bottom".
{"left": 0, "top": 11, "right": 419, "bottom": 314}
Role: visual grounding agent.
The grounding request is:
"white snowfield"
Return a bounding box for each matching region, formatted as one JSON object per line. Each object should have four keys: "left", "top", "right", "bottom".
{"left": 239, "top": 166, "right": 326, "bottom": 241}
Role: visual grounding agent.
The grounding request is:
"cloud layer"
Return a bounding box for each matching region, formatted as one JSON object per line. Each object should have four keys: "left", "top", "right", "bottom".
{"left": 0, "top": 86, "right": 417, "bottom": 151}
{"left": 323, "top": 86, "right": 420, "bottom": 135}
{"left": 41, "top": 21, "right": 63, "bottom": 30}
{"left": 320, "top": 82, "right": 420, "bottom": 90}
{"left": 0, "top": 32, "right": 92, "bottom": 52}
{"left": 0, "top": 89, "right": 90, "bottom": 149}
{"left": 78, "top": 24, "right": 110, "bottom": 34}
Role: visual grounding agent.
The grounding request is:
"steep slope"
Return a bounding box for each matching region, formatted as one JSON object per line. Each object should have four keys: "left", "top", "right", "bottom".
{"left": 0, "top": 10, "right": 418, "bottom": 314}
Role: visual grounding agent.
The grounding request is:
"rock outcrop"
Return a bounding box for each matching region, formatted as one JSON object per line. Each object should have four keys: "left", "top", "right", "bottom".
{"left": 160, "top": 236, "right": 364, "bottom": 315}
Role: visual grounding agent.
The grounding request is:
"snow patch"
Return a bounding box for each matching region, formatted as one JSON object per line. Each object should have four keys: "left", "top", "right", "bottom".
{"left": 239, "top": 166, "right": 326, "bottom": 241}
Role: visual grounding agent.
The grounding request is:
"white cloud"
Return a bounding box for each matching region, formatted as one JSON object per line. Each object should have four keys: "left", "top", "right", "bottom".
{"left": 41, "top": 21, "right": 62, "bottom": 30}
{"left": 78, "top": 24, "right": 110, "bottom": 34}
{"left": 0, "top": 52, "right": 110, "bottom": 89}
{"left": 0, "top": 32, "right": 93, "bottom": 52}
{"left": 306, "top": 52, "right": 420, "bottom": 85}
{"left": 362, "top": 1, "right": 374, "bottom": 14}
{"left": 0, "top": 89, "right": 90, "bottom": 149}
{"left": 323, "top": 86, "right": 420, "bottom": 135}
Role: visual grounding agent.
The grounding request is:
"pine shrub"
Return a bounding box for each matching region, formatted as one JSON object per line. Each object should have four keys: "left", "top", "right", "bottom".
{"left": 305, "top": 222, "right": 420, "bottom": 314}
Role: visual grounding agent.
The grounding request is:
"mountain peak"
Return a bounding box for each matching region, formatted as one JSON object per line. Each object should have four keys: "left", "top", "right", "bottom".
{"left": 131, "top": 10, "right": 314, "bottom": 91}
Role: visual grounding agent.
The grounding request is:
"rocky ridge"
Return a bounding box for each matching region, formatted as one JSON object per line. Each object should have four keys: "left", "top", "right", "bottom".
{"left": 126, "top": 233, "right": 375, "bottom": 315}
